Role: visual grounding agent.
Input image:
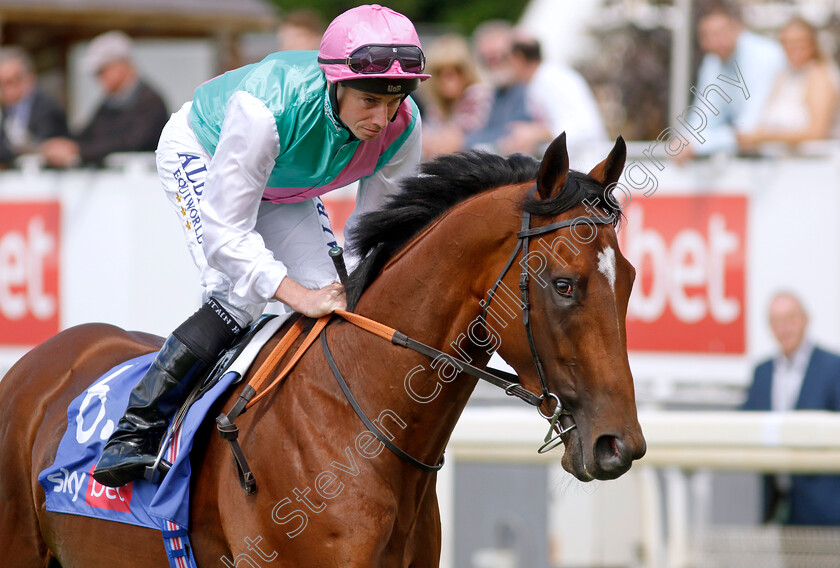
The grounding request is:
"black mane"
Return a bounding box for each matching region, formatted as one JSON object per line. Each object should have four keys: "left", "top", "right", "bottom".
{"left": 345, "top": 151, "right": 623, "bottom": 308}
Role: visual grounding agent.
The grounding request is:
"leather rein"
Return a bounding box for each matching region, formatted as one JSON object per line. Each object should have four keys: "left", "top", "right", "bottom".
{"left": 216, "top": 207, "right": 615, "bottom": 494}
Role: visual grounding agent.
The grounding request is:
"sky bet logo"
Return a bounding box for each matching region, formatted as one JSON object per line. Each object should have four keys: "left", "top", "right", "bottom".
{"left": 85, "top": 464, "right": 133, "bottom": 513}
{"left": 44, "top": 464, "right": 134, "bottom": 513}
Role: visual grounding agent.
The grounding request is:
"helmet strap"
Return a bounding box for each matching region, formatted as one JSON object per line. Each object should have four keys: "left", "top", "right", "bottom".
{"left": 328, "top": 82, "right": 357, "bottom": 140}
{"left": 391, "top": 95, "right": 408, "bottom": 122}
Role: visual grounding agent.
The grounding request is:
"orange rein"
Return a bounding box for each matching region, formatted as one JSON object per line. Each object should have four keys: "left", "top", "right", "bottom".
{"left": 241, "top": 309, "right": 396, "bottom": 410}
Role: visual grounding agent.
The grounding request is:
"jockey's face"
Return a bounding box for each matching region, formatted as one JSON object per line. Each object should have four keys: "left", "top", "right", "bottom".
{"left": 336, "top": 85, "right": 403, "bottom": 140}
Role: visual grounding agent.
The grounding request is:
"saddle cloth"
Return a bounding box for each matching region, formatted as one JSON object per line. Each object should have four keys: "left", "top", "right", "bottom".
{"left": 37, "top": 315, "right": 285, "bottom": 564}
{"left": 38, "top": 351, "right": 235, "bottom": 529}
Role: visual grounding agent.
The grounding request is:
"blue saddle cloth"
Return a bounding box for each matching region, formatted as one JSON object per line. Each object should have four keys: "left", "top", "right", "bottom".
{"left": 38, "top": 352, "right": 239, "bottom": 564}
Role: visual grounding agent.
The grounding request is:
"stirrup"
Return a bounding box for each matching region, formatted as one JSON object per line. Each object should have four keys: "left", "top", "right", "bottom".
{"left": 144, "top": 423, "right": 180, "bottom": 484}
{"left": 144, "top": 458, "right": 172, "bottom": 484}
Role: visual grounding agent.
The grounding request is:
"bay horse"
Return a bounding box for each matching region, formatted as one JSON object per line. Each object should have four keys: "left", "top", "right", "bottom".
{"left": 0, "top": 133, "right": 645, "bottom": 567}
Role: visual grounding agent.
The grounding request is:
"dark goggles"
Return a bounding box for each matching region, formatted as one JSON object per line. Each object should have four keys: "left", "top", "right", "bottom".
{"left": 318, "top": 44, "right": 426, "bottom": 74}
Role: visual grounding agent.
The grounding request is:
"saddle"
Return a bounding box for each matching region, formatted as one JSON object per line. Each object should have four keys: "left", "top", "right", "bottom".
{"left": 150, "top": 312, "right": 286, "bottom": 479}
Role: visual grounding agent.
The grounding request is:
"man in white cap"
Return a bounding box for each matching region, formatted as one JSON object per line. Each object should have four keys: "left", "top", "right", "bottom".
{"left": 40, "top": 31, "right": 169, "bottom": 167}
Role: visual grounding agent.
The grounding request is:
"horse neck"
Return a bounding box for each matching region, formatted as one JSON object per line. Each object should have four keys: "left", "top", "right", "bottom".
{"left": 345, "top": 185, "right": 526, "bottom": 466}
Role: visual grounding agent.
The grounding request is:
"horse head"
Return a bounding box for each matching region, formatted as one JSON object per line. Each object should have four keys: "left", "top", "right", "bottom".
{"left": 347, "top": 134, "right": 645, "bottom": 482}
{"left": 489, "top": 133, "right": 646, "bottom": 481}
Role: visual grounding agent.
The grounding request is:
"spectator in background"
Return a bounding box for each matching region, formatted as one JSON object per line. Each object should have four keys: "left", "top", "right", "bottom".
{"left": 677, "top": 3, "right": 785, "bottom": 161}
{"left": 738, "top": 17, "right": 840, "bottom": 151}
{"left": 40, "top": 31, "right": 169, "bottom": 168}
{"left": 277, "top": 9, "right": 324, "bottom": 51}
{"left": 0, "top": 47, "right": 68, "bottom": 168}
{"left": 498, "top": 32, "right": 608, "bottom": 158}
{"left": 742, "top": 291, "right": 840, "bottom": 525}
{"left": 420, "top": 34, "right": 491, "bottom": 159}
{"left": 464, "top": 20, "right": 532, "bottom": 153}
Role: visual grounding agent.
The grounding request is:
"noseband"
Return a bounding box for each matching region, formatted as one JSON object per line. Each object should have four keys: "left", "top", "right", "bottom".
{"left": 482, "top": 205, "right": 615, "bottom": 452}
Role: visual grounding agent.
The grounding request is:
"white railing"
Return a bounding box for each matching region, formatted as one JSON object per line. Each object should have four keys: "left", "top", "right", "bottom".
{"left": 438, "top": 408, "right": 840, "bottom": 568}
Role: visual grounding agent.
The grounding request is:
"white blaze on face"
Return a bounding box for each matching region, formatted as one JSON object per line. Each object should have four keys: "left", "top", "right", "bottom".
{"left": 597, "top": 246, "right": 617, "bottom": 293}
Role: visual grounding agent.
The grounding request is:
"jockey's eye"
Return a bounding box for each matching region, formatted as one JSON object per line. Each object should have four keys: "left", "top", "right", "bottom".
{"left": 554, "top": 279, "right": 574, "bottom": 298}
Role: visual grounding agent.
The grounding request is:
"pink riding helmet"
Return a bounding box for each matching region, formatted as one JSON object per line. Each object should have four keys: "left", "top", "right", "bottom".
{"left": 318, "top": 4, "right": 431, "bottom": 86}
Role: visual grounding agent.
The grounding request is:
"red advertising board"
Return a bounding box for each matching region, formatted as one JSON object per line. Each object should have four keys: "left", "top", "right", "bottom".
{"left": 0, "top": 201, "right": 60, "bottom": 345}
{"left": 321, "top": 195, "right": 355, "bottom": 245}
{"left": 618, "top": 195, "right": 747, "bottom": 354}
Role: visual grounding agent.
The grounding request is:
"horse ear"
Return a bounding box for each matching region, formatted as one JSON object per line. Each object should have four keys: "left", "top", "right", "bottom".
{"left": 588, "top": 136, "right": 627, "bottom": 189}
{"left": 536, "top": 132, "right": 569, "bottom": 200}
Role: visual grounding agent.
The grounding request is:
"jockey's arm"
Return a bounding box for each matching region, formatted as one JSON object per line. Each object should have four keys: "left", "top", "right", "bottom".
{"left": 199, "top": 91, "right": 343, "bottom": 318}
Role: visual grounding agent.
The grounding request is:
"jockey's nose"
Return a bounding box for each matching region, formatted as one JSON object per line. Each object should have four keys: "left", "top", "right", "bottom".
{"left": 372, "top": 103, "right": 390, "bottom": 129}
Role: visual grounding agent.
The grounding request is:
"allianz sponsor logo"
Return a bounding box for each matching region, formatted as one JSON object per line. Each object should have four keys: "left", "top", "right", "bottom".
{"left": 174, "top": 152, "right": 208, "bottom": 245}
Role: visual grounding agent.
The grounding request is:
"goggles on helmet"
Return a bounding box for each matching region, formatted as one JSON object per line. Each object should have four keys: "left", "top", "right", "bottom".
{"left": 318, "top": 44, "right": 426, "bottom": 75}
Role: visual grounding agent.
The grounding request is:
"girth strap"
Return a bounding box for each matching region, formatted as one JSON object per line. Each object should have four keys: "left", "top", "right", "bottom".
{"left": 245, "top": 317, "right": 306, "bottom": 395}
{"left": 247, "top": 317, "right": 329, "bottom": 408}
{"left": 216, "top": 316, "right": 329, "bottom": 494}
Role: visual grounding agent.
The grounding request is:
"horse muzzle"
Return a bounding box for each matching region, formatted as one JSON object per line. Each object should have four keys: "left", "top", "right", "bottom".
{"left": 590, "top": 433, "right": 647, "bottom": 480}
{"left": 559, "top": 419, "right": 647, "bottom": 482}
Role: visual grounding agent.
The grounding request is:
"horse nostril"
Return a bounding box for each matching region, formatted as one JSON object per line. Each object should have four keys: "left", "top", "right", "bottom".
{"left": 594, "top": 434, "right": 628, "bottom": 474}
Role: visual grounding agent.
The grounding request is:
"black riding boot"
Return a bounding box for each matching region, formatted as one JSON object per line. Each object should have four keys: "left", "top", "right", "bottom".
{"left": 93, "top": 298, "right": 243, "bottom": 487}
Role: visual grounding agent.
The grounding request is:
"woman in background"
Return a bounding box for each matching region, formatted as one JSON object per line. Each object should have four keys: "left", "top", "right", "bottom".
{"left": 420, "top": 34, "right": 491, "bottom": 159}
{"left": 738, "top": 17, "right": 840, "bottom": 150}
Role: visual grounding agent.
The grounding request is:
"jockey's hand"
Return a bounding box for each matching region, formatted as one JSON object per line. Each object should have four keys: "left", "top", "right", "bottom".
{"left": 274, "top": 278, "right": 346, "bottom": 318}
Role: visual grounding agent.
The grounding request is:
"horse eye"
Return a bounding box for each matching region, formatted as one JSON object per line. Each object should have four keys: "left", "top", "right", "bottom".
{"left": 554, "top": 279, "right": 574, "bottom": 297}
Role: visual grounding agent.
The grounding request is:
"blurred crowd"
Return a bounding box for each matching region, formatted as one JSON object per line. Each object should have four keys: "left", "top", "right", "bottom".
{"left": 676, "top": 2, "right": 840, "bottom": 161}
{"left": 0, "top": 31, "right": 168, "bottom": 169}
{"left": 2, "top": 3, "right": 840, "bottom": 171}
{"left": 416, "top": 21, "right": 608, "bottom": 161}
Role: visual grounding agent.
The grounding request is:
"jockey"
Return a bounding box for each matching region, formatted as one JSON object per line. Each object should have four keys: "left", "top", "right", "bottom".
{"left": 93, "top": 4, "right": 429, "bottom": 487}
